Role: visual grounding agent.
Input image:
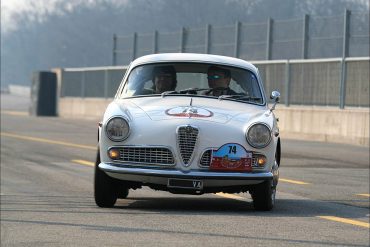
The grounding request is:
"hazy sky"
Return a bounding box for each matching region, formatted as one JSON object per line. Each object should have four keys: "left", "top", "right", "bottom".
{"left": 3, "top": 0, "right": 368, "bottom": 26}
{"left": 1, "top": 0, "right": 128, "bottom": 33}
{"left": 2, "top": 0, "right": 61, "bottom": 32}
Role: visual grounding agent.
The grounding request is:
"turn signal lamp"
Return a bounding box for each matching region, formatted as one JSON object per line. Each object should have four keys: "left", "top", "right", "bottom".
{"left": 108, "top": 149, "right": 120, "bottom": 159}
{"left": 257, "top": 156, "right": 267, "bottom": 166}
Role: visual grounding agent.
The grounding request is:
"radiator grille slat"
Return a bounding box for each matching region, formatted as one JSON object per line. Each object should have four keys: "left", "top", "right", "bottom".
{"left": 113, "top": 147, "right": 174, "bottom": 165}
{"left": 200, "top": 150, "right": 212, "bottom": 166}
{"left": 177, "top": 126, "right": 198, "bottom": 165}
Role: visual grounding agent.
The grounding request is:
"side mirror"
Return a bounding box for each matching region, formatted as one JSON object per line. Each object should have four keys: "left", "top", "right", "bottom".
{"left": 270, "top": 91, "right": 280, "bottom": 102}
{"left": 269, "top": 91, "right": 280, "bottom": 112}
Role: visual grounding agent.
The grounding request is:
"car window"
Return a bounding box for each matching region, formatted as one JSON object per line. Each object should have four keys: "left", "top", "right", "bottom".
{"left": 119, "top": 63, "right": 264, "bottom": 104}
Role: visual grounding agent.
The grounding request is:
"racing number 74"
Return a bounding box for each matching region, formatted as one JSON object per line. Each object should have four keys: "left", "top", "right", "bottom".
{"left": 228, "top": 145, "right": 237, "bottom": 154}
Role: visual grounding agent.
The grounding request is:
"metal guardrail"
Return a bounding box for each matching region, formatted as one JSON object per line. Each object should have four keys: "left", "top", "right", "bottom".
{"left": 60, "top": 57, "right": 369, "bottom": 108}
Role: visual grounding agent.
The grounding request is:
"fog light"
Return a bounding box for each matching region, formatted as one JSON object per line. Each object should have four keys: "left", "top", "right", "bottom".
{"left": 257, "top": 156, "right": 266, "bottom": 166}
{"left": 108, "top": 149, "right": 120, "bottom": 159}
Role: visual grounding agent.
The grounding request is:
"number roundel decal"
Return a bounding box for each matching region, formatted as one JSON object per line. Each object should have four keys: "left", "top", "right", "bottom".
{"left": 210, "top": 143, "right": 252, "bottom": 171}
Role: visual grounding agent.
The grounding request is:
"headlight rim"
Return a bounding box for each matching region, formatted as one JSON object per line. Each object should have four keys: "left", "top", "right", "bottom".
{"left": 105, "top": 115, "right": 131, "bottom": 142}
{"left": 246, "top": 122, "right": 272, "bottom": 149}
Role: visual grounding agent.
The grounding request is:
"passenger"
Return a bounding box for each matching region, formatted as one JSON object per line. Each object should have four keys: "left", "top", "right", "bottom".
{"left": 205, "top": 66, "right": 236, "bottom": 96}
{"left": 152, "top": 65, "right": 177, "bottom": 94}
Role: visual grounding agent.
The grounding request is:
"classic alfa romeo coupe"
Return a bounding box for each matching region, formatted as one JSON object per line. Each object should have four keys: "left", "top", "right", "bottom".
{"left": 95, "top": 53, "right": 281, "bottom": 211}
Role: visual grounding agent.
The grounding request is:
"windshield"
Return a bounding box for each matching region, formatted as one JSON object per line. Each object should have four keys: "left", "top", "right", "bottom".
{"left": 119, "top": 62, "right": 264, "bottom": 104}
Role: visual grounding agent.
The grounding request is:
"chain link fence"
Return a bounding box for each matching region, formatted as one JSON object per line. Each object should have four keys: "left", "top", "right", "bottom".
{"left": 60, "top": 57, "right": 369, "bottom": 108}
{"left": 113, "top": 10, "right": 369, "bottom": 65}
{"left": 59, "top": 9, "right": 369, "bottom": 109}
{"left": 61, "top": 66, "right": 127, "bottom": 98}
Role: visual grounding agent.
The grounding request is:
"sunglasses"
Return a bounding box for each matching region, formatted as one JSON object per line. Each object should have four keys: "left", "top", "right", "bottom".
{"left": 207, "top": 75, "right": 224, "bottom": 80}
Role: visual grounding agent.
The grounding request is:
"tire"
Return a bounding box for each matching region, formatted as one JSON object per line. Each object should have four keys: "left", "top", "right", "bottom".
{"left": 117, "top": 186, "right": 129, "bottom": 199}
{"left": 94, "top": 149, "right": 118, "bottom": 207}
{"left": 251, "top": 180, "right": 276, "bottom": 211}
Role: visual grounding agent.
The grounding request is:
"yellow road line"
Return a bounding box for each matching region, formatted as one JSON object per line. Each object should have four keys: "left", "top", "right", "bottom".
{"left": 216, "top": 193, "right": 245, "bottom": 201}
{"left": 280, "top": 178, "right": 310, "bottom": 185}
{"left": 1, "top": 132, "right": 96, "bottom": 150}
{"left": 72, "top": 159, "right": 94, "bottom": 167}
{"left": 356, "top": 194, "right": 370, "bottom": 198}
{"left": 1, "top": 111, "right": 28, "bottom": 116}
{"left": 317, "top": 216, "right": 369, "bottom": 228}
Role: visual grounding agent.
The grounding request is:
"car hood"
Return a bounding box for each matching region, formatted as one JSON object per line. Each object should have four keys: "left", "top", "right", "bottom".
{"left": 112, "top": 96, "right": 267, "bottom": 124}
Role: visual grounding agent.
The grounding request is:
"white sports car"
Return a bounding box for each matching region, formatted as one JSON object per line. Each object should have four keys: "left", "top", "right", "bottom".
{"left": 95, "top": 53, "right": 281, "bottom": 211}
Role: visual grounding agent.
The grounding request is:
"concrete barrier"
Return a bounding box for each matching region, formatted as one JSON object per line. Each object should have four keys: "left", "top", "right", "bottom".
{"left": 275, "top": 106, "right": 369, "bottom": 146}
{"left": 58, "top": 97, "right": 112, "bottom": 120}
{"left": 58, "top": 97, "right": 369, "bottom": 146}
{"left": 8, "top": 85, "right": 31, "bottom": 96}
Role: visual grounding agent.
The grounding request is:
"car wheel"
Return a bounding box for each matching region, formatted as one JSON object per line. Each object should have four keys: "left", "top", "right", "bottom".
{"left": 94, "top": 148, "right": 118, "bottom": 207}
{"left": 251, "top": 180, "right": 275, "bottom": 211}
{"left": 117, "top": 186, "right": 129, "bottom": 199}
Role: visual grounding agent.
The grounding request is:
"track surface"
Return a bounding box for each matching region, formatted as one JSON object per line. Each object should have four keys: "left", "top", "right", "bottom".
{"left": 1, "top": 94, "right": 369, "bottom": 246}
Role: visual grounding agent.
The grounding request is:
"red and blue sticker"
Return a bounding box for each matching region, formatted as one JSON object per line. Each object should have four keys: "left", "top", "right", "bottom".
{"left": 210, "top": 143, "right": 252, "bottom": 171}
{"left": 165, "top": 106, "right": 213, "bottom": 118}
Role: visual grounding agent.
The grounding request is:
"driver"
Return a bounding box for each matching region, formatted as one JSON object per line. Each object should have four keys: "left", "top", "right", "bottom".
{"left": 205, "top": 66, "right": 236, "bottom": 96}
{"left": 152, "top": 65, "right": 177, "bottom": 94}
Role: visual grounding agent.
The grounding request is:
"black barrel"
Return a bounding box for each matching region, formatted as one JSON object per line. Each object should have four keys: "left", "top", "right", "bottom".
{"left": 29, "top": 71, "right": 57, "bottom": 116}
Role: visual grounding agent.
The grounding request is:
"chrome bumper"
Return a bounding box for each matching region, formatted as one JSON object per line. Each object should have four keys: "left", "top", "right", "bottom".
{"left": 99, "top": 162, "right": 274, "bottom": 186}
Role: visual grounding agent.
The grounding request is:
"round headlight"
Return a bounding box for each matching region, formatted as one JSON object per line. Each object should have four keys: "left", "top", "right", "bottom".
{"left": 246, "top": 123, "right": 271, "bottom": 148}
{"left": 105, "top": 117, "right": 130, "bottom": 141}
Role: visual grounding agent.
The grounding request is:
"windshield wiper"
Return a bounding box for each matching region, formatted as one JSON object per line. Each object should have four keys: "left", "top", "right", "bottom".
{"left": 161, "top": 88, "right": 211, "bottom": 97}
{"left": 218, "top": 95, "right": 262, "bottom": 102}
{"left": 161, "top": 91, "right": 178, "bottom": 97}
{"left": 178, "top": 87, "right": 236, "bottom": 95}
{"left": 178, "top": 88, "right": 212, "bottom": 94}
{"left": 161, "top": 89, "right": 262, "bottom": 103}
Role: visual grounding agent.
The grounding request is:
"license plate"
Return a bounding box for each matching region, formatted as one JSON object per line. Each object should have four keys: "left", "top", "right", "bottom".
{"left": 167, "top": 178, "right": 203, "bottom": 190}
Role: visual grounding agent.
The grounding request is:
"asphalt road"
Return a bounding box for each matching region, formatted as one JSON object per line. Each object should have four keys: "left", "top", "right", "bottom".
{"left": 1, "top": 93, "right": 369, "bottom": 246}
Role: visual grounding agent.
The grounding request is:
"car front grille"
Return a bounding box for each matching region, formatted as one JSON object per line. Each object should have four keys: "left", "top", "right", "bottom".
{"left": 200, "top": 149, "right": 212, "bottom": 167}
{"left": 114, "top": 147, "right": 175, "bottom": 165}
{"left": 199, "top": 150, "right": 261, "bottom": 168}
{"left": 177, "top": 125, "right": 199, "bottom": 165}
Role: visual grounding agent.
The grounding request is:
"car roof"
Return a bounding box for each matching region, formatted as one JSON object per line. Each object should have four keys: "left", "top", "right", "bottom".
{"left": 130, "top": 53, "right": 259, "bottom": 74}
